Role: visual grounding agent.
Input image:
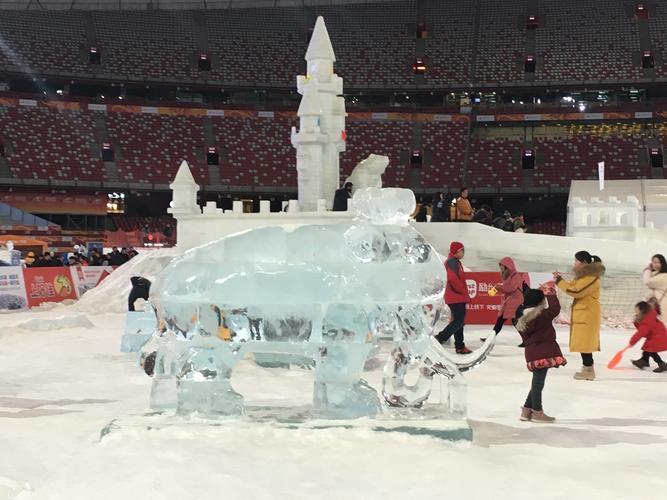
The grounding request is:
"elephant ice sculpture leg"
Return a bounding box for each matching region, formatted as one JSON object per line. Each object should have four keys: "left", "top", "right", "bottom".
{"left": 148, "top": 331, "right": 189, "bottom": 411}
{"left": 313, "top": 344, "right": 380, "bottom": 419}
{"left": 177, "top": 345, "right": 244, "bottom": 417}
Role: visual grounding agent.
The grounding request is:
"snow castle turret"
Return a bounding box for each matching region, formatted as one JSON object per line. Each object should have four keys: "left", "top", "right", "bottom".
{"left": 168, "top": 160, "right": 200, "bottom": 218}
{"left": 291, "top": 16, "right": 346, "bottom": 212}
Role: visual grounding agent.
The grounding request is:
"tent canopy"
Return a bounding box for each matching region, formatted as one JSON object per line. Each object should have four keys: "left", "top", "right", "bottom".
{"left": 0, "top": 235, "right": 48, "bottom": 252}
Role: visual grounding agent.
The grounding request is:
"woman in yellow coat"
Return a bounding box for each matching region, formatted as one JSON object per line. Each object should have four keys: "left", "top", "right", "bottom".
{"left": 555, "top": 251, "right": 605, "bottom": 381}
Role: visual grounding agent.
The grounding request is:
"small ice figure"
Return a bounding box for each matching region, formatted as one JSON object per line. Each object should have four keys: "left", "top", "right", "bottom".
{"left": 143, "top": 188, "right": 495, "bottom": 419}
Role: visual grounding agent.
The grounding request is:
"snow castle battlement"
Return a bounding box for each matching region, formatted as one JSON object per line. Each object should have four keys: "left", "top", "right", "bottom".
{"left": 567, "top": 179, "right": 667, "bottom": 239}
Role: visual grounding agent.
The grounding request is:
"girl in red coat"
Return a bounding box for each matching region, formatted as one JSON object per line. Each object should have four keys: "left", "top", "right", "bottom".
{"left": 516, "top": 289, "right": 567, "bottom": 423}
{"left": 630, "top": 301, "right": 667, "bottom": 373}
{"left": 435, "top": 241, "right": 472, "bottom": 354}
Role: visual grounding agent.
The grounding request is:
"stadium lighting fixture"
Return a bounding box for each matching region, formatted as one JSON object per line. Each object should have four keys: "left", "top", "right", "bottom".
{"left": 578, "top": 102, "right": 587, "bottom": 112}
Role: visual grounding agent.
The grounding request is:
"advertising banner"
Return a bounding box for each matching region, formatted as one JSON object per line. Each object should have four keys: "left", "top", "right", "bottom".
{"left": 71, "top": 265, "right": 113, "bottom": 296}
{"left": 464, "top": 272, "right": 556, "bottom": 324}
{"left": 23, "top": 267, "right": 79, "bottom": 308}
{"left": 0, "top": 266, "right": 28, "bottom": 310}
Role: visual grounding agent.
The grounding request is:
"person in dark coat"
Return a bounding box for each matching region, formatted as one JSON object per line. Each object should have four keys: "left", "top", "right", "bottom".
{"left": 435, "top": 241, "right": 472, "bottom": 354}
{"left": 109, "top": 247, "right": 124, "bottom": 266}
{"left": 430, "top": 192, "right": 448, "bottom": 222}
{"left": 128, "top": 276, "right": 152, "bottom": 312}
{"left": 630, "top": 301, "right": 667, "bottom": 372}
{"left": 414, "top": 203, "right": 428, "bottom": 222}
{"left": 472, "top": 205, "right": 493, "bottom": 225}
{"left": 332, "top": 182, "right": 353, "bottom": 211}
{"left": 515, "top": 289, "right": 567, "bottom": 423}
{"left": 493, "top": 210, "right": 514, "bottom": 231}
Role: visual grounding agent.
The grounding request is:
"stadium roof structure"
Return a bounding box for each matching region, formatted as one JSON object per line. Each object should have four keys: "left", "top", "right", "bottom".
{"left": 0, "top": 0, "right": 402, "bottom": 9}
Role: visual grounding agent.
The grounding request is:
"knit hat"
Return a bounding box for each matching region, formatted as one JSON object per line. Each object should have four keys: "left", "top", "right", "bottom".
{"left": 449, "top": 241, "right": 464, "bottom": 254}
{"left": 523, "top": 288, "right": 545, "bottom": 309}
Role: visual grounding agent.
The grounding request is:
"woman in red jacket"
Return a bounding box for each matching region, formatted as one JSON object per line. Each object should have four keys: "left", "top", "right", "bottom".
{"left": 516, "top": 289, "right": 567, "bottom": 423}
{"left": 630, "top": 301, "right": 667, "bottom": 372}
{"left": 435, "top": 241, "right": 472, "bottom": 354}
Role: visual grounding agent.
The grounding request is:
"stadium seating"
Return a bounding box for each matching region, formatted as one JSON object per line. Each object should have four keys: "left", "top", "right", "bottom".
{"left": 534, "top": 133, "right": 650, "bottom": 186}
{"left": 317, "top": 2, "right": 417, "bottom": 88}
{"left": 205, "top": 8, "right": 306, "bottom": 86}
{"left": 211, "top": 115, "right": 297, "bottom": 187}
{"left": 467, "top": 137, "right": 524, "bottom": 188}
{"left": 531, "top": 220, "right": 566, "bottom": 236}
{"left": 535, "top": 0, "right": 642, "bottom": 82}
{"left": 420, "top": 121, "right": 467, "bottom": 188}
{"left": 106, "top": 113, "right": 208, "bottom": 185}
{"left": 0, "top": 105, "right": 103, "bottom": 181}
{"left": 422, "top": 0, "right": 475, "bottom": 85}
{"left": 92, "top": 11, "right": 197, "bottom": 81}
{"left": 0, "top": 2, "right": 665, "bottom": 86}
{"left": 0, "top": 11, "right": 88, "bottom": 75}
{"left": 475, "top": 0, "right": 526, "bottom": 84}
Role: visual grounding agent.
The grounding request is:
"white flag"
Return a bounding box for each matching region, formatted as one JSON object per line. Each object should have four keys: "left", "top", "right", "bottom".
{"left": 598, "top": 161, "right": 605, "bottom": 191}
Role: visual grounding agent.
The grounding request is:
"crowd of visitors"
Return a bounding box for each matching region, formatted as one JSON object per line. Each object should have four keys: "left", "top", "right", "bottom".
{"left": 411, "top": 188, "right": 528, "bottom": 232}
{"left": 23, "top": 246, "right": 138, "bottom": 268}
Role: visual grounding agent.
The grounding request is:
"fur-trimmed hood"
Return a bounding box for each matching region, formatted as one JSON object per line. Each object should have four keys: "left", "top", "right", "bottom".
{"left": 574, "top": 261, "right": 606, "bottom": 279}
{"left": 516, "top": 300, "right": 546, "bottom": 333}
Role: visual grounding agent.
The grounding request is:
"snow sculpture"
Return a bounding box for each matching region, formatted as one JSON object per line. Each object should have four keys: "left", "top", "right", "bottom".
{"left": 345, "top": 154, "right": 389, "bottom": 192}
{"left": 291, "top": 16, "right": 346, "bottom": 212}
{"left": 143, "top": 188, "right": 495, "bottom": 419}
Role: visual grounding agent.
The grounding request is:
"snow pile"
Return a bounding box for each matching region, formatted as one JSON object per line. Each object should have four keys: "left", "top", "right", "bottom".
{"left": 16, "top": 314, "right": 95, "bottom": 331}
{"left": 0, "top": 476, "right": 31, "bottom": 499}
{"left": 72, "top": 248, "right": 178, "bottom": 314}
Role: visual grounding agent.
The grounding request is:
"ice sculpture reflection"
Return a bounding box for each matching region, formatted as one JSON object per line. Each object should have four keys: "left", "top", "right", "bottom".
{"left": 141, "top": 188, "right": 496, "bottom": 419}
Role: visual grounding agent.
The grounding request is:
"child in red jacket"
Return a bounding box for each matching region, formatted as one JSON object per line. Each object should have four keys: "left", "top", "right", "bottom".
{"left": 630, "top": 301, "right": 667, "bottom": 373}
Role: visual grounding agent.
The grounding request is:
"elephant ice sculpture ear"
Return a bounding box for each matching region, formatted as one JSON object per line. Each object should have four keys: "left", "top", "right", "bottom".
{"left": 351, "top": 187, "right": 416, "bottom": 224}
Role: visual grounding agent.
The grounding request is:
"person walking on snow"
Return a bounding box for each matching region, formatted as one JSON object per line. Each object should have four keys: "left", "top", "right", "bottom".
{"left": 643, "top": 254, "right": 667, "bottom": 327}
{"left": 481, "top": 256, "right": 526, "bottom": 343}
{"left": 516, "top": 289, "right": 567, "bottom": 423}
{"left": 435, "top": 241, "right": 472, "bottom": 354}
{"left": 555, "top": 251, "right": 605, "bottom": 381}
{"left": 629, "top": 301, "right": 667, "bottom": 373}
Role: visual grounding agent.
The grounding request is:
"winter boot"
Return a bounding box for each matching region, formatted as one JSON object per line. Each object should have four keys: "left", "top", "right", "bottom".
{"left": 531, "top": 410, "right": 556, "bottom": 423}
{"left": 574, "top": 366, "right": 596, "bottom": 381}
{"left": 456, "top": 346, "right": 473, "bottom": 354}
{"left": 632, "top": 358, "right": 650, "bottom": 370}
{"left": 520, "top": 406, "right": 532, "bottom": 422}
{"left": 653, "top": 362, "right": 667, "bottom": 373}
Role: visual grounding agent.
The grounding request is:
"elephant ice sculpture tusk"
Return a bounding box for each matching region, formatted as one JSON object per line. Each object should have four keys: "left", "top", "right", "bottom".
{"left": 429, "top": 333, "right": 498, "bottom": 373}
{"left": 381, "top": 334, "right": 497, "bottom": 409}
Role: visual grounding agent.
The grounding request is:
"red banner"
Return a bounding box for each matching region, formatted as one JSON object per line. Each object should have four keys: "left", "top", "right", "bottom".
{"left": 23, "top": 267, "right": 79, "bottom": 308}
{"left": 464, "top": 272, "right": 557, "bottom": 324}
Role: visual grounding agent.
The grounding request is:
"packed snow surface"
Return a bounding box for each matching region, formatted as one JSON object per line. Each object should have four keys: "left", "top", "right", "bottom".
{"left": 1, "top": 304, "right": 666, "bottom": 499}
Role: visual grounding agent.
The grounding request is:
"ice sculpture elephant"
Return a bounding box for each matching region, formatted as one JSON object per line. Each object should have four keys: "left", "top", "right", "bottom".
{"left": 142, "top": 188, "right": 496, "bottom": 419}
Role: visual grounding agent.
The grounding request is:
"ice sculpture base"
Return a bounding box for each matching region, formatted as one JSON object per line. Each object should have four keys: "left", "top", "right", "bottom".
{"left": 121, "top": 311, "right": 156, "bottom": 353}
{"left": 99, "top": 404, "right": 472, "bottom": 443}
{"left": 177, "top": 379, "right": 244, "bottom": 417}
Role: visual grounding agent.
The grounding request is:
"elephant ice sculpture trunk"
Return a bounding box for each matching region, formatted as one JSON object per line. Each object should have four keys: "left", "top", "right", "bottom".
{"left": 142, "top": 188, "right": 496, "bottom": 419}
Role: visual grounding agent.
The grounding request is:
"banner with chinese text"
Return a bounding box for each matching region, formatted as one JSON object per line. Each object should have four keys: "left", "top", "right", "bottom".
{"left": 464, "top": 272, "right": 557, "bottom": 324}
{"left": 0, "top": 266, "right": 28, "bottom": 310}
{"left": 23, "top": 267, "right": 79, "bottom": 308}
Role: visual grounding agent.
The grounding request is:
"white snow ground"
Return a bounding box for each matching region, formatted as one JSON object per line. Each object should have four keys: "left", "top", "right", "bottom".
{"left": 1, "top": 307, "right": 666, "bottom": 500}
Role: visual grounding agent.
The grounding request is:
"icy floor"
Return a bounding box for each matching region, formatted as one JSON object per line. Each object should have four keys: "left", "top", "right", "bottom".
{"left": 1, "top": 309, "right": 666, "bottom": 500}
